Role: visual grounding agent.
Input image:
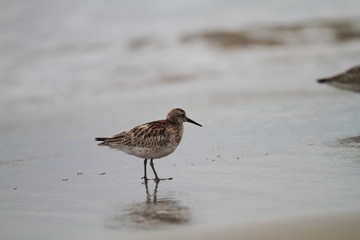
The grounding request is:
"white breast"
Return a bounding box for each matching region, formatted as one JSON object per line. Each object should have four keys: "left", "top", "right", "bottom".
{"left": 122, "top": 143, "right": 178, "bottom": 159}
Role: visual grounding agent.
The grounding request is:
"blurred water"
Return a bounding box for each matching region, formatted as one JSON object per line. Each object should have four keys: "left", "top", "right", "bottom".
{"left": 1, "top": 0, "right": 360, "bottom": 108}
{"left": 1, "top": 0, "right": 360, "bottom": 239}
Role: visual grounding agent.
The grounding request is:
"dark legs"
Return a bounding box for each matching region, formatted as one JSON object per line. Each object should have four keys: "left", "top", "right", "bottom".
{"left": 141, "top": 159, "right": 148, "bottom": 181}
{"left": 141, "top": 158, "right": 172, "bottom": 182}
{"left": 150, "top": 159, "right": 160, "bottom": 181}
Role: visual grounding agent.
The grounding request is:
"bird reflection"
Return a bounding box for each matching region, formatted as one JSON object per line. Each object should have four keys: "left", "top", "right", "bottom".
{"left": 106, "top": 181, "right": 191, "bottom": 230}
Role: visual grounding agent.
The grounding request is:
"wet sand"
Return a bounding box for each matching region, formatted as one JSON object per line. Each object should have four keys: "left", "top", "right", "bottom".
{"left": 1, "top": 89, "right": 360, "bottom": 239}
{"left": 1, "top": 1, "right": 360, "bottom": 239}
{"left": 135, "top": 213, "right": 360, "bottom": 240}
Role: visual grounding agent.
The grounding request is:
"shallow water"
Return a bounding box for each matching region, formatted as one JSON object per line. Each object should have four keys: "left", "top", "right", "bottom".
{"left": 1, "top": 0, "right": 360, "bottom": 239}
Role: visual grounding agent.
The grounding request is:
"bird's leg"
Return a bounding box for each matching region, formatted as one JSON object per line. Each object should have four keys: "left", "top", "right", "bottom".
{"left": 150, "top": 159, "right": 173, "bottom": 182}
{"left": 141, "top": 159, "right": 149, "bottom": 182}
{"left": 149, "top": 159, "right": 160, "bottom": 182}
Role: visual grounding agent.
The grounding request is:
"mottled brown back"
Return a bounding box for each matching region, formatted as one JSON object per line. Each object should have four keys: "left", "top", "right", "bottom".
{"left": 98, "top": 120, "right": 183, "bottom": 149}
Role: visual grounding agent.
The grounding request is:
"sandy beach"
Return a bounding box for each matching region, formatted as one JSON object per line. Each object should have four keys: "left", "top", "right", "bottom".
{"left": 129, "top": 213, "right": 360, "bottom": 240}
{"left": 1, "top": 0, "right": 360, "bottom": 239}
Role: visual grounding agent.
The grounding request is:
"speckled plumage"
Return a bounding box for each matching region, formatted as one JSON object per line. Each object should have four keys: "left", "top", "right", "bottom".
{"left": 95, "top": 108, "right": 202, "bottom": 181}
{"left": 317, "top": 65, "right": 360, "bottom": 92}
{"left": 98, "top": 120, "right": 184, "bottom": 159}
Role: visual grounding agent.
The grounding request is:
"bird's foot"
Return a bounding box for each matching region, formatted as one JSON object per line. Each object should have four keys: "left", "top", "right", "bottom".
{"left": 141, "top": 176, "right": 173, "bottom": 183}
{"left": 141, "top": 176, "right": 150, "bottom": 183}
{"left": 154, "top": 177, "right": 173, "bottom": 183}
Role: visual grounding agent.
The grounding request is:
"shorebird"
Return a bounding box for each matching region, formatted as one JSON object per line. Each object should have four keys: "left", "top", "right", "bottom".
{"left": 95, "top": 108, "right": 202, "bottom": 182}
{"left": 317, "top": 65, "right": 360, "bottom": 93}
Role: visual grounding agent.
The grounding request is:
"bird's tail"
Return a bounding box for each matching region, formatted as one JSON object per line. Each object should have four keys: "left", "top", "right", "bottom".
{"left": 95, "top": 137, "right": 107, "bottom": 142}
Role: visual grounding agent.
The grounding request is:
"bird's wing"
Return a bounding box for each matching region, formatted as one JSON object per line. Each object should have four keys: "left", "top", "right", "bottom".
{"left": 105, "top": 121, "right": 171, "bottom": 148}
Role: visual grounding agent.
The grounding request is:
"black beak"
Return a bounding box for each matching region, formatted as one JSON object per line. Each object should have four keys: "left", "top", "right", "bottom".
{"left": 186, "top": 117, "right": 202, "bottom": 127}
{"left": 317, "top": 78, "right": 329, "bottom": 83}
